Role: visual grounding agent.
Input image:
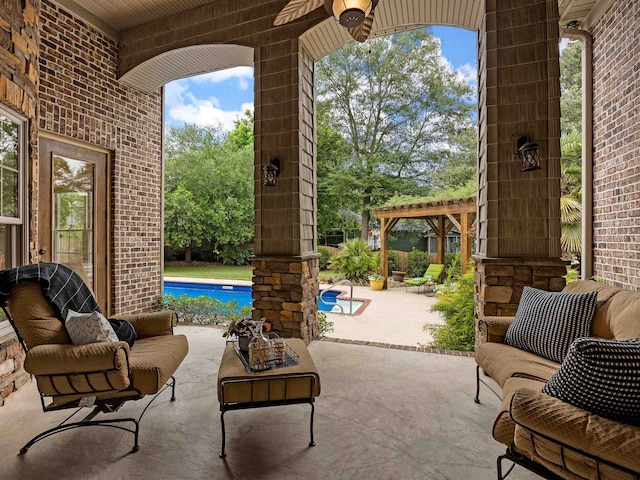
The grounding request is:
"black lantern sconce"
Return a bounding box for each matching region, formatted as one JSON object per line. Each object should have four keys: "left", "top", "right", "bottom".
{"left": 263, "top": 159, "right": 281, "bottom": 186}
{"left": 515, "top": 135, "right": 541, "bottom": 172}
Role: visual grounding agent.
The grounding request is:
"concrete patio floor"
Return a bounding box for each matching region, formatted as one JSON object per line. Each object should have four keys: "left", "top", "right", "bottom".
{"left": 0, "top": 326, "right": 537, "bottom": 480}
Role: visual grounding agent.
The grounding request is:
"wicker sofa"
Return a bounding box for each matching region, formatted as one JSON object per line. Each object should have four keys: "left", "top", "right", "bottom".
{"left": 475, "top": 280, "right": 640, "bottom": 479}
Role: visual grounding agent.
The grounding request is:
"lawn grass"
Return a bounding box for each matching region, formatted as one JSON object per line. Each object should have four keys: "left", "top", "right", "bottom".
{"left": 164, "top": 262, "right": 337, "bottom": 281}
{"left": 164, "top": 263, "right": 253, "bottom": 280}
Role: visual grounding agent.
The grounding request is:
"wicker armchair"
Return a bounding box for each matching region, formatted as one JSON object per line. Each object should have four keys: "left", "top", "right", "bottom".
{"left": 0, "top": 262, "right": 188, "bottom": 454}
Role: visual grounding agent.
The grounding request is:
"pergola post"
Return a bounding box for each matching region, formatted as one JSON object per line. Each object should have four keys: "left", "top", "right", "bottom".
{"left": 379, "top": 217, "right": 398, "bottom": 289}
{"left": 460, "top": 212, "right": 472, "bottom": 273}
{"left": 437, "top": 215, "right": 446, "bottom": 264}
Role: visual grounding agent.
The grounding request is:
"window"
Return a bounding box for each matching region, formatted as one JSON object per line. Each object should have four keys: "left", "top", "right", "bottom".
{"left": 0, "top": 105, "right": 27, "bottom": 338}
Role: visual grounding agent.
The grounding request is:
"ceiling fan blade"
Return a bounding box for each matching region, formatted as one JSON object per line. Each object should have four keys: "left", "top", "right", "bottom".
{"left": 347, "top": 9, "right": 375, "bottom": 43}
{"left": 274, "top": 0, "right": 325, "bottom": 26}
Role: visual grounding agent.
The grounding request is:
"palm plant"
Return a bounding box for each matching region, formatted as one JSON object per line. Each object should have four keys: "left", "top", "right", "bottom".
{"left": 560, "top": 132, "right": 582, "bottom": 255}
{"left": 329, "top": 238, "right": 380, "bottom": 284}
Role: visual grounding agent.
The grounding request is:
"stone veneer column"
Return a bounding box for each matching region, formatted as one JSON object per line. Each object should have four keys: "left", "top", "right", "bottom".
{"left": 252, "top": 42, "right": 319, "bottom": 343}
{"left": 475, "top": 0, "right": 567, "bottom": 320}
{"left": 0, "top": 0, "right": 40, "bottom": 405}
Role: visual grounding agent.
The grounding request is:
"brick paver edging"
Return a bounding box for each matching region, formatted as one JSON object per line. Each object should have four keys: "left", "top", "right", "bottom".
{"left": 317, "top": 336, "right": 474, "bottom": 357}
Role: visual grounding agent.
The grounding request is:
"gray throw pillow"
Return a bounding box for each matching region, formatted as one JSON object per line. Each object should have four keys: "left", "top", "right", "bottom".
{"left": 65, "top": 309, "right": 119, "bottom": 345}
{"left": 504, "top": 286, "right": 598, "bottom": 363}
{"left": 543, "top": 337, "right": 640, "bottom": 426}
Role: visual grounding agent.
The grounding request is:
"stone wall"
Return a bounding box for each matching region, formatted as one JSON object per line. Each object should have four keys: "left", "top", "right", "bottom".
{"left": 590, "top": 0, "right": 640, "bottom": 289}
{"left": 475, "top": 259, "right": 567, "bottom": 318}
{"left": 39, "top": 0, "right": 164, "bottom": 313}
{"left": 0, "top": 336, "right": 29, "bottom": 406}
{"left": 252, "top": 256, "right": 319, "bottom": 343}
{"left": 0, "top": 0, "right": 40, "bottom": 406}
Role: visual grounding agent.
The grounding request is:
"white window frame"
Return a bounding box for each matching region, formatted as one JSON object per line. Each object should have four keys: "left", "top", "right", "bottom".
{"left": 0, "top": 104, "right": 28, "bottom": 339}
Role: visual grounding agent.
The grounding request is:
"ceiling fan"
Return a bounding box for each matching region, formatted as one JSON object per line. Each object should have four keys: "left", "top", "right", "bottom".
{"left": 274, "top": 0, "right": 380, "bottom": 43}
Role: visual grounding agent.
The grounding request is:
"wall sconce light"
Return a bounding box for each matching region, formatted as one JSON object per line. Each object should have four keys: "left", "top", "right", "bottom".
{"left": 515, "top": 136, "right": 541, "bottom": 172}
{"left": 263, "top": 159, "right": 281, "bottom": 186}
{"left": 329, "top": 0, "right": 378, "bottom": 27}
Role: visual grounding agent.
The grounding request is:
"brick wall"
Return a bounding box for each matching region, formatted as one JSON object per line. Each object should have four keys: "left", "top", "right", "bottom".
{"left": 591, "top": 0, "right": 640, "bottom": 289}
{"left": 39, "top": 0, "right": 164, "bottom": 313}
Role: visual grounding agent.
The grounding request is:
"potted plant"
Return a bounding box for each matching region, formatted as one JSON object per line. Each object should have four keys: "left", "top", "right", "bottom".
{"left": 368, "top": 273, "right": 385, "bottom": 290}
{"left": 392, "top": 270, "right": 406, "bottom": 282}
{"left": 223, "top": 318, "right": 270, "bottom": 351}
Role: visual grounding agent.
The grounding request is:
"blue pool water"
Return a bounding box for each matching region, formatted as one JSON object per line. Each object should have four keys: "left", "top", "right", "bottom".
{"left": 164, "top": 281, "right": 362, "bottom": 313}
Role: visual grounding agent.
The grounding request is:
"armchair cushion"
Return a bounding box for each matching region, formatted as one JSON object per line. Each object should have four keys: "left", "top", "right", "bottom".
{"left": 129, "top": 334, "right": 188, "bottom": 395}
{"left": 542, "top": 337, "right": 640, "bottom": 426}
{"left": 65, "top": 309, "right": 119, "bottom": 345}
{"left": 114, "top": 311, "right": 175, "bottom": 339}
{"left": 504, "top": 287, "right": 598, "bottom": 363}
{"left": 24, "top": 342, "right": 131, "bottom": 395}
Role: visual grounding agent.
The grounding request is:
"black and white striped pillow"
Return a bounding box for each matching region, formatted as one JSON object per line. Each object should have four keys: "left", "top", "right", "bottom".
{"left": 542, "top": 337, "right": 640, "bottom": 426}
{"left": 504, "top": 287, "right": 598, "bottom": 363}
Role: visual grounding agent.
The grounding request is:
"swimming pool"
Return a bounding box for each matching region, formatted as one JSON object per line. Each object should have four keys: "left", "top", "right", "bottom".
{"left": 164, "top": 281, "right": 363, "bottom": 314}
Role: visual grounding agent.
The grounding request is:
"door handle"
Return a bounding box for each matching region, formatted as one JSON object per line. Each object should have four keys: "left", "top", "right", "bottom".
{"left": 38, "top": 248, "right": 46, "bottom": 255}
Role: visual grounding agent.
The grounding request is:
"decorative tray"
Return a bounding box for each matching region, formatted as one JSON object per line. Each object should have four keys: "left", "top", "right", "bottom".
{"left": 232, "top": 339, "right": 299, "bottom": 374}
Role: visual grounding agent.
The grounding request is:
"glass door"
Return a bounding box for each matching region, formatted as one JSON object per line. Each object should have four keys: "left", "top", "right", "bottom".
{"left": 39, "top": 137, "right": 108, "bottom": 313}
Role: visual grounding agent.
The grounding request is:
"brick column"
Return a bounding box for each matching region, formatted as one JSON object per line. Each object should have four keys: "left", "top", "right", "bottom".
{"left": 253, "top": 42, "right": 319, "bottom": 343}
{"left": 475, "top": 0, "right": 566, "bottom": 322}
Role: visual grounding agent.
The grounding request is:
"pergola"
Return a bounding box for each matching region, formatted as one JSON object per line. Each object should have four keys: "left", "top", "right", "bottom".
{"left": 372, "top": 197, "right": 477, "bottom": 282}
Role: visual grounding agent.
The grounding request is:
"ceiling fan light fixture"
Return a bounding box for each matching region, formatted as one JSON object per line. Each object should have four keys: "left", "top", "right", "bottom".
{"left": 332, "top": 0, "right": 372, "bottom": 27}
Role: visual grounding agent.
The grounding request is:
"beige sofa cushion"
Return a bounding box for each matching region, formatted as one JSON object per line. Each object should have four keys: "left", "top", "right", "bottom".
{"left": 475, "top": 342, "right": 559, "bottom": 387}
{"left": 563, "top": 280, "right": 621, "bottom": 338}
{"left": 511, "top": 388, "right": 640, "bottom": 478}
{"left": 492, "top": 376, "right": 546, "bottom": 446}
{"left": 604, "top": 290, "right": 640, "bottom": 340}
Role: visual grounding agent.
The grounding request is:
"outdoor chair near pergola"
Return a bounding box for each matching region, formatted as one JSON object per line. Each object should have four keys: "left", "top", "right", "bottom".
{"left": 372, "top": 196, "right": 477, "bottom": 287}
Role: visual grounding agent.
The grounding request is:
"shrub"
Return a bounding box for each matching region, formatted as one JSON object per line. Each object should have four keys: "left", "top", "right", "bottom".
{"left": 163, "top": 294, "right": 252, "bottom": 325}
{"left": 443, "top": 253, "right": 461, "bottom": 283}
{"left": 317, "top": 311, "right": 334, "bottom": 336}
{"left": 425, "top": 269, "right": 476, "bottom": 351}
{"left": 329, "top": 238, "right": 380, "bottom": 285}
{"left": 565, "top": 267, "right": 580, "bottom": 283}
{"left": 405, "top": 248, "right": 429, "bottom": 277}
{"left": 318, "top": 246, "right": 332, "bottom": 270}
{"left": 387, "top": 250, "right": 399, "bottom": 275}
{"left": 220, "top": 244, "right": 253, "bottom": 265}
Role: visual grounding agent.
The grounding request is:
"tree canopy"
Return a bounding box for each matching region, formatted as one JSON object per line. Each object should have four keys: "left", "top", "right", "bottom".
{"left": 560, "top": 40, "right": 582, "bottom": 135}
{"left": 164, "top": 120, "right": 254, "bottom": 264}
{"left": 316, "top": 27, "right": 477, "bottom": 239}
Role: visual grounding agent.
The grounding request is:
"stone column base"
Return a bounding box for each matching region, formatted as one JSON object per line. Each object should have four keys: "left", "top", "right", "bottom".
{"left": 0, "top": 336, "right": 29, "bottom": 406}
{"left": 252, "top": 254, "right": 320, "bottom": 344}
{"left": 473, "top": 256, "right": 569, "bottom": 318}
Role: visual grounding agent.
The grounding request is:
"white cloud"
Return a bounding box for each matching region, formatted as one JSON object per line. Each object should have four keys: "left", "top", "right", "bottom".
{"left": 165, "top": 67, "right": 255, "bottom": 131}
{"left": 168, "top": 98, "right": 254, "bottom": 131}
{"left": 456, "top": 62, "right": 478, "bottom": 90}
{"left": 191, "top": 66, "right": 254, "bottom": 91}
{"left": 559, "top": 38, "right": 570, "bottom": 53}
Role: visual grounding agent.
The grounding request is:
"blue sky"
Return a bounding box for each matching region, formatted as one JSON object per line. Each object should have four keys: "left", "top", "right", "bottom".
{"left": 164, "top": 26, "right": 478, "bottom": 131}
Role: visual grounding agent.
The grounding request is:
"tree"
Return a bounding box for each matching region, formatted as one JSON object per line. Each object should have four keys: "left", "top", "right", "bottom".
{"left": 164, "top": 123, "right": 254, "bottom": 264}
{"left": 560, "top": 40, "right": 582, "bottom": 136}
{"left": 316, "top": 28, "right": 476, "bottom": 239}
{"left": 560, "top": 131, "right": 582, "bottom": 257}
